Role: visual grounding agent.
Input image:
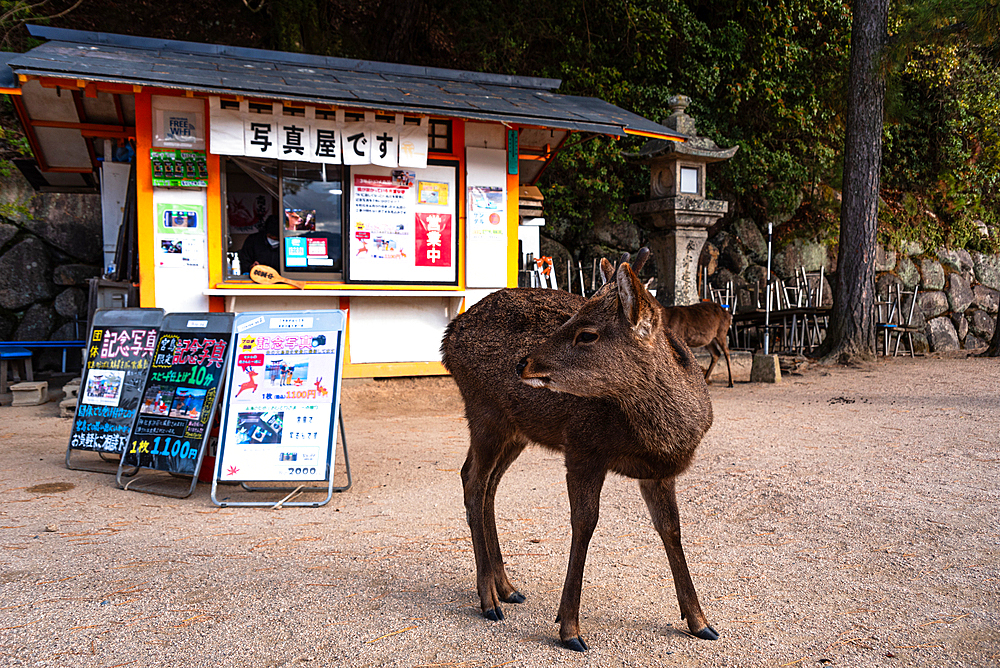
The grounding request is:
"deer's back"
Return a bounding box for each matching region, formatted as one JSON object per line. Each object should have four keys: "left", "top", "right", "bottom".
{"left": 661, "top": 302, "right": 732, "bottom": 348}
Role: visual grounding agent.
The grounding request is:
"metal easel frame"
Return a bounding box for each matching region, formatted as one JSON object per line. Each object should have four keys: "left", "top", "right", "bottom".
{"left": 212, "top": 412, "right": 351, "bottom": 507}
{"left": 211, "top": 310, "right": 348, "bottom": 508}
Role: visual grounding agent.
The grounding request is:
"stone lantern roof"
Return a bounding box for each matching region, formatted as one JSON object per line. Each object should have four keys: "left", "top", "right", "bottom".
{"left": 625, "top": 95, "right": 738, "bottom": 165}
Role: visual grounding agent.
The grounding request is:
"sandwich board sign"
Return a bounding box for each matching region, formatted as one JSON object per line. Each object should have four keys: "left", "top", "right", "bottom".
{"left": 116, "top": 312, "right": 235, "bottom": 498}
{"left": 212, "top": 310, "right": 346, "bottom": 507}
{"left": 66, "top": 308, "right": 165, "bottom": 474}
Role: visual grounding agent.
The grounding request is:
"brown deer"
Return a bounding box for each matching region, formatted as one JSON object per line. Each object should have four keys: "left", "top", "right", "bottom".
{"left": 662, "top": 301, "right": 734, "bottom": 387}
{"left": 441, "top": 249, "right": 718, "bottom": 651}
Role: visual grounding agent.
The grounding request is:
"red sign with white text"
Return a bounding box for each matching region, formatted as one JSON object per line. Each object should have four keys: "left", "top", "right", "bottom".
{"left": 414, "top": 213, "right": 452, "bottom": 267}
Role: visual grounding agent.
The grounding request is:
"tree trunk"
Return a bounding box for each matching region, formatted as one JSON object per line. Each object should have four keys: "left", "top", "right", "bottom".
{"left": 820, "top": 0, "right": 889, "bottom": 364}
{"left": 986, "top": 316, "right": 1000, "bottom": 356}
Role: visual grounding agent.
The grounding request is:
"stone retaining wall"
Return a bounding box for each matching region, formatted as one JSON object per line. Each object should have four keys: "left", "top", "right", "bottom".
{"left": 0, "top": 171, "right": 102, "bottom": 370}
{"left": 874, "top": 245, "right": 998, "bottom": 352}
{"left": 703, "top": 218, "right": 998, "bottom": 353}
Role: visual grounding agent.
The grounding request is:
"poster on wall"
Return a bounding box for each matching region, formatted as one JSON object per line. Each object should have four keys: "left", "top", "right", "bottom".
{"left": 155, "top": 203, "right": 207, "bottom": 270}
{"left": 346, "top": 162, "right": 458, "bottom": 284}
{"left": 213, "top": 311, "right": 346, "bottom": 501}
{"left": 468, "top": 185, "right": 506, "bottom": 247}
{"left": 119, "top": 313, "right": 234, "bottom": 483}
{"left": 66, "top": 309, "right": 165, "bottom": 467}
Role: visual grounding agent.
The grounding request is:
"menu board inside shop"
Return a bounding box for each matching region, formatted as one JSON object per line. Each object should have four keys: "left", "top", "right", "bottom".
{"left": 346, "top": 162, "right": 458, "bottom": 284}
{"left": 215, "top": 311, "right": 346, "bottom": 485}
{"left": 122, "top": 313, "right": 234, "bottom": 476}
{"left": 68, "top": 309, "right": 165, "bottom": 455}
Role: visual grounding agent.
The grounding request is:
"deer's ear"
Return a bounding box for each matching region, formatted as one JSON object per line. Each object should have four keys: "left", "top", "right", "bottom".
{"left": 599, "top": 258, "right": 615, "bottom": 285}
{"left": 616, "top": 262, "right": 657, "bottom": 338}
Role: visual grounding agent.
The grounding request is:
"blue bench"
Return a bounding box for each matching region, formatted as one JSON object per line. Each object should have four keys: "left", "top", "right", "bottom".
{"left": 0, "top": 347, "right": 33, "bottom": 394}
{"left": 0, "top": 340, "right": 86, "bottom": 378}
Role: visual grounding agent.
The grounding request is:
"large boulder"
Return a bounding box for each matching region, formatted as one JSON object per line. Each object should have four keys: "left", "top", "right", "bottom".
{"left": 951, "top": 313, "right": 969, "bottom": 342}
{"left": 13, "top": 303, "right": 57, "bottom": 341}
{"left": 969, "top": 309, "right": 996, "bottom": 340}
{"left": 54, "top": 287, "right": 87, "bottom": 318}
{"left": 918, "top": 290, "right": 949, "bottom": 319}
{"left": 896, "top": 256, "right": 920, "bottom": 289}
{"left": 590, "top": 210, "right": 640, "bottom": 250}
{"left": 717, "top": 232, "right": 749, "bottom": 275}
{"left": 927, "top": 316, "right": 960, "bottom": 352}
{"left": 936, "top": 248, "right": 974, "bottom": 276}
{"left": 24, "top": 198, "right": 102, "bottom": 264}
{"left": 965, "top": 333, "right": 988, "bottom": 350}
{"left": 733, "top": 218, "right": 768, "bottom": 265}
{"left": 973, "top": 285, "right": 999, "bottom": 314}
{"left": 920, "top": 258, "right": 945, "bottom": 290}
{"left": 0, "top": 222, "right": 18, "bottom": 249}
{"left": 973, "top": 252, "right": 1000, "bottom": 291}
{"left": 0, "top": 237, "right": 56, "bottom": 310}
{"left": 946, "top": 273, "right": 974, "bottom": 314}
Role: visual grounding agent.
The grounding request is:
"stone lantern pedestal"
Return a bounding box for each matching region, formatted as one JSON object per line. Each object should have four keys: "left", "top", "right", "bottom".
{"left": 627, "top": 96, "right": 737, "bottom": 306}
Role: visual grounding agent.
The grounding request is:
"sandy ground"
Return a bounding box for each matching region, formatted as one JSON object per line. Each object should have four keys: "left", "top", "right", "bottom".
{"left": 0, "top": 354, "right": 998, "bottom": 668}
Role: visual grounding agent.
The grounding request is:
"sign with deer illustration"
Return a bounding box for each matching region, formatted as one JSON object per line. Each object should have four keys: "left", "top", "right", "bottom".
{"left": 212, "top": 311, "right": 346, "bottom": 507}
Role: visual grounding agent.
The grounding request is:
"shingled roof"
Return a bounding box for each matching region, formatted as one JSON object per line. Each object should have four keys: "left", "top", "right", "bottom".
{"left": 8, "top": 25, "right": 682, "bottom": 141}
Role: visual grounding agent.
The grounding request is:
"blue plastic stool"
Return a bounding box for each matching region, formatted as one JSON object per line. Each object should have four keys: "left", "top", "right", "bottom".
{"left": 1, "top": 347, "right": 33, "bottom": 395}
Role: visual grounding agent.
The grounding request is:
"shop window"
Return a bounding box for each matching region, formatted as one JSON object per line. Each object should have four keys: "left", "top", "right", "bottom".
{"left": 428, "top": 119, "right": 452, "bottom": 153}
{"left": 220, "top": 99, "right": 240, "bottom": 111}
{"left": 283, "top": 105, "right": 306, "bottom": 117}
{"left": 248, "top": 101, "right": 273, "bottom": 114}
{"left": 224, "top": 157, "right": 343, "bottom": 280}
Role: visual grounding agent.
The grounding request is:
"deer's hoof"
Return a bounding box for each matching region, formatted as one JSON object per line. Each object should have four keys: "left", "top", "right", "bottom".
{"left": 504, "top": 591, "right": 526, "bottom": 604}
{"left": 693, "top": 625, "right": 719, "bottom": 640}
{"left": 561, "top": 636, "right": 589, "bottom": 652}
{"left": 483, "top": 607, "right": 504, "bottom": 621}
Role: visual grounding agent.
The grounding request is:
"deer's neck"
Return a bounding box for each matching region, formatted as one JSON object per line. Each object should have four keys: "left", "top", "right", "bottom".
{"left": 617, "top": 363, "right": 711, "bottom": 454}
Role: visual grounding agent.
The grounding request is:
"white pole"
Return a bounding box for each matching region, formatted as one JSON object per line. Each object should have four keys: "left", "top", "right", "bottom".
{"left": 764, "top": 222, "right": 773, "bottom": 355}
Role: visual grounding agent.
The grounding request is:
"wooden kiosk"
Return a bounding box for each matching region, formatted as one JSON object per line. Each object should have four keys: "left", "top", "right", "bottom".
{"left": 1, "top": 25, "right": 683, "bottom": 378}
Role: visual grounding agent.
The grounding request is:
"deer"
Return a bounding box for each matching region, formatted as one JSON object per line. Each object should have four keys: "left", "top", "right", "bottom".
{"left": 441, "top": 248, "right": 718, "bottom": 651}
{"left": 235, "top": 366, "right": 258, "bottom": 397}
{"left": 661, "top": 301, "right": 734, "bottom": 387}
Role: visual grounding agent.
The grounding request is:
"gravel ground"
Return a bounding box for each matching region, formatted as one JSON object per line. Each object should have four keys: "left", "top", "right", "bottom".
{"left": 1, "top": 354, "right": 998, "bottom": 668}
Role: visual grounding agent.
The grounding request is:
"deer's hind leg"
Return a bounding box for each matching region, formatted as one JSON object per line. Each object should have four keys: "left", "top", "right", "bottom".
{"left": 639, "top": 477, "right": 719, "bottom": 640}
{"left": 461, "top": 424, "right": 527, "bottom": 621}
{"left": 708, "top": 338, "right": 734, "bottom": 388}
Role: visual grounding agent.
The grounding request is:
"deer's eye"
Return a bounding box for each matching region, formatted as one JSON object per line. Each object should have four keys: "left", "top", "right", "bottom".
{"left": 574, "top": 330, "right": 599, "bottom": 345}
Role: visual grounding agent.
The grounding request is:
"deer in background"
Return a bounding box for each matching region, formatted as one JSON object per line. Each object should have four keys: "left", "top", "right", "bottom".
{"left": 662, "top": 301, "right": 734, "bottom": 387}
{"left": 441, "top": 248, "right": 718, "bottom": 651}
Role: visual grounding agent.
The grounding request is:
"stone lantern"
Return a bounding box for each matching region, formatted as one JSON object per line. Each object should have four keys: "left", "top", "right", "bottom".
{"left": 627, "top": 95, "right": 738, "bottom": 306}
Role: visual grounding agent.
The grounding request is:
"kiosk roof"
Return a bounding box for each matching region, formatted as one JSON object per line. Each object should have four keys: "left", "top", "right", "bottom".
{"left": 9, "top": 25, "right": 682, "bottom": 141}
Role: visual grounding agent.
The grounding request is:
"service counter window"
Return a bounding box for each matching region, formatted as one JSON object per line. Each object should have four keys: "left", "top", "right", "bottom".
{"left": 224, "top": 157, "right": 343, "bottom": 280}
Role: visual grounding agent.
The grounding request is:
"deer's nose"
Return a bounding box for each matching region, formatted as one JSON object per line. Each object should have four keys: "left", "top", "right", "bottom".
{"left": 515, "top": 356, "right": 528, "bottom": 377}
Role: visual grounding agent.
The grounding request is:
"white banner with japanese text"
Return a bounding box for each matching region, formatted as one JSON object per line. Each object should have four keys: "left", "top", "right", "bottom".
{"left": 209, "top": 98, "right": 426, "bottom": 168}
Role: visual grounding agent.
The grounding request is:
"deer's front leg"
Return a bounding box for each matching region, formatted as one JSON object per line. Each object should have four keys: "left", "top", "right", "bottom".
{"left": 639, "top": 477, "right": 719, "bottom": 640}
{"left": 556, "top": 465, "right": 607, "bottom": 651}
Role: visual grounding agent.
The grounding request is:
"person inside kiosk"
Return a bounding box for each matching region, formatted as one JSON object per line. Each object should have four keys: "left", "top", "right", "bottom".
{"left": 237, "top": 213, "right": 280, "bottom": 273}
